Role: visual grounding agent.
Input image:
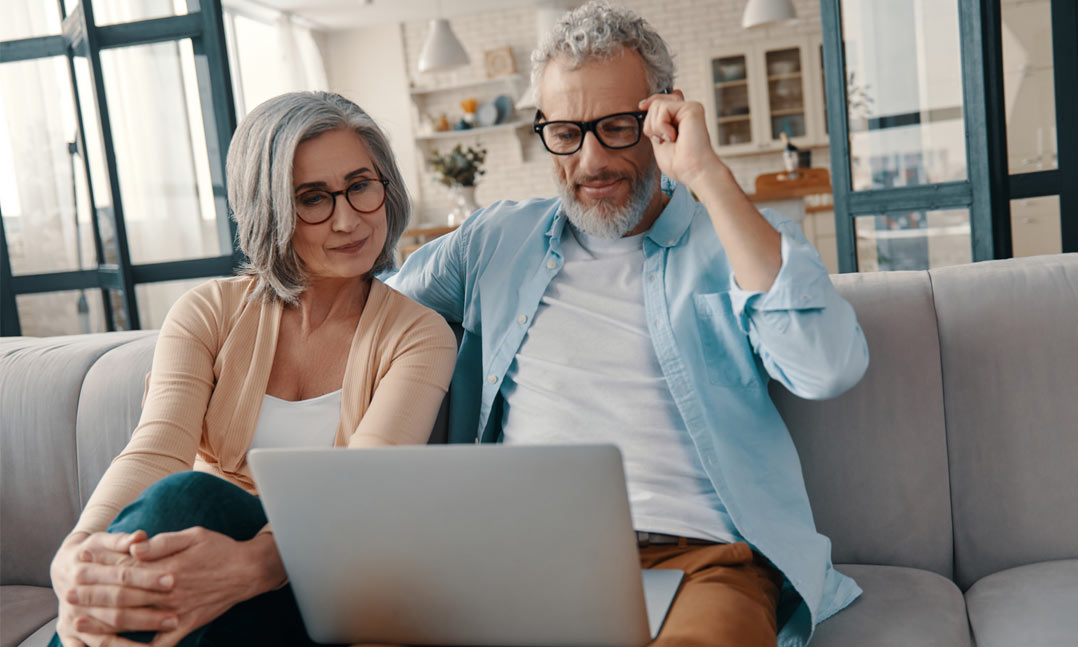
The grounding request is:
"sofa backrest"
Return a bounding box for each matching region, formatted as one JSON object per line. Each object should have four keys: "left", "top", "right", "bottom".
{"left": 772, "top": 253, "right": 1078, "bottom": 590}
{"left": 0, "top": 331, "right": 155, "bottom": 587}
{"left": 771, "top": 270, "right": 956, "bottom": 580}
{"left": 930, "top": 254, "right": 1078, "bottom": 590}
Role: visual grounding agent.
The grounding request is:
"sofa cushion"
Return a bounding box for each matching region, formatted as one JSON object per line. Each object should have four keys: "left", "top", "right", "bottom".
{"left": 965, "top": 559, "right": 1078, "bottom": 647}
{"left": 930, "top": 254, "right": 1078, "bottom": 589}
{"left": 0, "top": 586, "right": 57, "bottom": 647}
{"left": 0, "top": 332, "right": 156, "bottom": 587}
{"left": 771, "top": 271, "right": 954, "bottom": 579}
{"left": 76, "top": 334, "right": 158, "bottom": 508}
{"left": 15, "top": 619, "right": 56, "bottom": 647}
{"left": 811, "top": 565, "right": 970, "bottom": 647}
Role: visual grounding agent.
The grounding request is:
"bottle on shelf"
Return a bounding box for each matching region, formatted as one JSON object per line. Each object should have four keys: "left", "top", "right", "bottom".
{"left": 780, "top": 131, "right": 800, "bottom": 178}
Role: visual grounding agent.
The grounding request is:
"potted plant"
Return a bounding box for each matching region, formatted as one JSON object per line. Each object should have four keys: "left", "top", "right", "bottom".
{"left": 427, "top": 143, "right": 487, "bottom": 225}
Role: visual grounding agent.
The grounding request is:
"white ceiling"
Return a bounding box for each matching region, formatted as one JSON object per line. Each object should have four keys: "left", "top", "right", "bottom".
{"left": 234, "top": 0, "right": 559, "bottom": 31}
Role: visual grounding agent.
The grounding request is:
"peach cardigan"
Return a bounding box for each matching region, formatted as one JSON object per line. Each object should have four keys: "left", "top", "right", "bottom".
{"left": 74, "top": 276, "right": 457, "bottom": 534}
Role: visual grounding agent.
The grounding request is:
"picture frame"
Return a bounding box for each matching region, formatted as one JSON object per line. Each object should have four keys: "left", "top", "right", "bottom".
{"left": 483, "top": 46, "right": 516, "bottom": 78}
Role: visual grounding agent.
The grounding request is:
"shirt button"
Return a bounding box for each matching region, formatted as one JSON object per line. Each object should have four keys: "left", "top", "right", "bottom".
{"left": 518, "top": 315, "right": 528, "bottom": 324}
{"left": 546, "top": 260, "right": 557, "bottom": 269}
{"left": 801, "top": 295, "right": 810, "bottom": 302}
{"left": 667, "top": 239, "right": 675, "bottom": 246}
{"left": 487, "top": 375, "right": 497, "bottom": 384}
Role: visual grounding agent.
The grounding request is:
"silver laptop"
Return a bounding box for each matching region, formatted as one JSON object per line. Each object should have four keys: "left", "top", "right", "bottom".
{"left": 247, "top": 444, "right": 683, "bottom": 646}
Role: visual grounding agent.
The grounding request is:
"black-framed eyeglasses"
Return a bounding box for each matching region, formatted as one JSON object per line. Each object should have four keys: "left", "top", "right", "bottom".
{"left": 295, "top": 177, "right": 389, "bottom": 225}
{"left": 533, "top": 110, "right": 648, "bottom": 155}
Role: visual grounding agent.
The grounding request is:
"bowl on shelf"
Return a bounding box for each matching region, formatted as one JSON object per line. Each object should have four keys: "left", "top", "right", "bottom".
{"left": 769, "top": 60, "right": 799, "bottom": 76}
{"left": 717, "top": 61, "right": 746, "bottom": 82}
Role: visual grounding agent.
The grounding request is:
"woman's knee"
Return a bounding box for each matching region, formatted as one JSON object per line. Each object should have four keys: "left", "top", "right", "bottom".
{"left": 109, "top": 471, "right": 267, "bottom": 540}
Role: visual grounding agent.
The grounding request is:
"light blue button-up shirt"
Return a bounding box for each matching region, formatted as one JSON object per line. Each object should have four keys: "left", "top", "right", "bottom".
{"left": 388, "top": 179, "right": 869, "bottom": 647}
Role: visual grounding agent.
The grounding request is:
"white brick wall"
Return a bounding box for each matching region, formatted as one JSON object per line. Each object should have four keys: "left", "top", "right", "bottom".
{"left": 393, "top": 0, "right": 830, "bottom": 225}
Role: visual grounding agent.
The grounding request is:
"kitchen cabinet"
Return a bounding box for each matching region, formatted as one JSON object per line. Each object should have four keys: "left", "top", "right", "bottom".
{"left": 705, "top": 37, "right": 828, "bottom": 156}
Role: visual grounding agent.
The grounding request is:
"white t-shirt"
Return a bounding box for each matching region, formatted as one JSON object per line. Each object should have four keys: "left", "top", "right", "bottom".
{"left": 500, "top": 226, "right": 742, "bottom": 544}
{"left": 249, "top": 389, "right": 342, "bottom": 449}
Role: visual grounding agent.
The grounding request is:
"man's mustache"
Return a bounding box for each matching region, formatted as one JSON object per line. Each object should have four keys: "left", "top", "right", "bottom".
{"left": 572, "top": 172, "right": 632, "bottom": 191}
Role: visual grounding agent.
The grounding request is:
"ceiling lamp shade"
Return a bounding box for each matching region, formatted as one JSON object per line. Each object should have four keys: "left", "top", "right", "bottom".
{"left": 742, "top": 0, "right": 796, "bottom": 28}
{"left": 417, "top": 18, "right": 470, "bottom": 72}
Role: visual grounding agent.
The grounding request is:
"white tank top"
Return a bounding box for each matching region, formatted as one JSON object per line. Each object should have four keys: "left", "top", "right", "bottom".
{"left": 249, "top": 389, "right": 342, "bottom": 450}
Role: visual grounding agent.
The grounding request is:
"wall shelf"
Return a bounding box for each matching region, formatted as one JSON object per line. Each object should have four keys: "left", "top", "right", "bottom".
{"left": 415, "top": 120, "right": 534, "bottom": 162}
{"left": 410, "top": 74, "right": 525, "bottom": 97}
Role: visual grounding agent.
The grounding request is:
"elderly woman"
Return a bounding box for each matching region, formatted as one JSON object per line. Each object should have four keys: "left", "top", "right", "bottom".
{"left": 48, "top": 92, "right": 457, "bottom": 647}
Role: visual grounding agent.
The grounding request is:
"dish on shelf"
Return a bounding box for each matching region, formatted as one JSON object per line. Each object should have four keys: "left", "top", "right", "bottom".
{"left": 769, "top": 60, "right": 799, "bottom": 75}
{"left": 493, "top": 94, "right": 513, "bottom": 123}
{"left": 476, "top": 102, "right": 498, "bottom": 127}
{"left": 716, "top": 61, "right": 746, "bottom": 82}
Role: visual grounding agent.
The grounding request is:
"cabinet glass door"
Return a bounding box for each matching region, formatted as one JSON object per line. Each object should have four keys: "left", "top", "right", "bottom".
{"left": 711, "top": 55, "right": 752, "bottom": 147}
{"left": 765, "top": 47, "right": 806, "bottom": 140}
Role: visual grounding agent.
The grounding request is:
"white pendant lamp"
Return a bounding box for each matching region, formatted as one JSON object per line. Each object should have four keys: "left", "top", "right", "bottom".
{"left": 742, "top": 0, "right": 797, "bottom": 28}
{"left": 417, "top": 18, "right": 470, "bottom": 73}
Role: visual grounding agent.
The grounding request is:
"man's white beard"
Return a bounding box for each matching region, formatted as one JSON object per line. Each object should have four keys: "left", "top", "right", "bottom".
{"left": 558, "top": 162, "right": 659, "bottom": 239}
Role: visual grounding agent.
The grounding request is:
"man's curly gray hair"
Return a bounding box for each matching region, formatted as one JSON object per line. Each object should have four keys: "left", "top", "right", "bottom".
{"left": 531, "top": 1, "right": 675, "bottom": 108}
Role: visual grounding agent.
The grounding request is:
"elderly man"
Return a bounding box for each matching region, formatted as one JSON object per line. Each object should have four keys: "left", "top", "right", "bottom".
{"left": 390, "top": 2, "right": 869, "bottom": 646}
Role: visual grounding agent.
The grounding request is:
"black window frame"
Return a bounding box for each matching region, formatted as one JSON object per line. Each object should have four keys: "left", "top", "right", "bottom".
{"left": 0, "top": 0, "right": 239, "bottom": 335}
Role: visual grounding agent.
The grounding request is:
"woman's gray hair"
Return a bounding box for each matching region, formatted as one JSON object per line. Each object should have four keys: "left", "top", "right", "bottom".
{"left": 226, "top": 91, "right": 410, "bottom": 304}
{"left": 531, "top": 1, "right": 675, "bottom": 106}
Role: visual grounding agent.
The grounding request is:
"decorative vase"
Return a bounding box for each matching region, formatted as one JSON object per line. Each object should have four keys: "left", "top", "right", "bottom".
{"left": 447, "top": 185, "right": 479, "bottom": 226}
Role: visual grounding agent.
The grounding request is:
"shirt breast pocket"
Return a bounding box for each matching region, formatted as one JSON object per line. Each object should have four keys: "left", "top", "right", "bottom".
{"left": 693, "top": 292, "right": 758, "bottom": 387}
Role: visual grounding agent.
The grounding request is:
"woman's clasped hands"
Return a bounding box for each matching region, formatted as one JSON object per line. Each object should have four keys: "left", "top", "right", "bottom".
{"left": 51, "top": 528, "right": 286, "bottom": 647}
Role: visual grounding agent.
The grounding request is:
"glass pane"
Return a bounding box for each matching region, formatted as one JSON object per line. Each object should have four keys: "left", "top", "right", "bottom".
{"left": 0, "top": 57, "right": 99, "bottom": 276}
{"left": 231, "top": 12, "right": 284, "bottom": 116}
{"left": 711, "top": 55, "right": 751, "bottom": 146}
{"left": 766, "top": 48, "right": 806, "bottom": 139}
{"left": 98, "top": 40, "right": 222, "bottom": 264}
{"left": 72, "top": 57, "right": 119, "bottom": 264}
{"left": 1, "top": 1, "right": 62, "bottom": 40}
{"left": 16, "top": 289, "right": 107, "bottom": 336}
{"left": 842, "top": 0, "right": 967, "bottom": 190}
{"left": 855, "top": 209, "right": 970, "bottom": 271}
{"left": 136, "top": 278, "right": 208, "bottom": 330}
{"left": 90, "top": 0, "right": 187, "bottom": 27}
{"left": 1011, "top": 195, "right": 1061, "bottom": 257}
{"left": 1002, "top": 0, "right": 1057, "bottom": 174}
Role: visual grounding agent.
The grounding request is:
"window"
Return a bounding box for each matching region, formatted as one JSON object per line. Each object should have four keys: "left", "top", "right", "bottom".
{"left": 1, "top": 0, "right": 238, "bottom": 335}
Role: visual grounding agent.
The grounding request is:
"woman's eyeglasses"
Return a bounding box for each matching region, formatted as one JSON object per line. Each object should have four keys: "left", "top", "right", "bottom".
{"left": 295, "top": 177, "right": 389, "bottom": 225}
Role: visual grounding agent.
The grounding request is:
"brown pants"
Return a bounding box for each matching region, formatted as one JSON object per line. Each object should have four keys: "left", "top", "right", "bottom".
{"left": 641, "top": 541, "right": 783, "bottom": 647}
{"left": 355, "top": 541, "right": 782, "bottom": 647}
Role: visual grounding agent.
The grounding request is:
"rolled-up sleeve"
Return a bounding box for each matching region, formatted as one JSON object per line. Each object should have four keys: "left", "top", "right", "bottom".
{"left": 728, "top": 210, "right": 868, "bottom": 400}
{"left": 385, "top": 225, "right": 467, "bottom": 324}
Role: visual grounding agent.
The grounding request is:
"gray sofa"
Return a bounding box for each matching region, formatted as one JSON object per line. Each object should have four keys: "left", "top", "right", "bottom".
{"left": 3, "top": 254, "right": 1077, "bottom": 647}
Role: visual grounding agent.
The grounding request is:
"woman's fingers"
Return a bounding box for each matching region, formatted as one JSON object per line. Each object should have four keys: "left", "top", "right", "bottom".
{"left": 76, "top": 531, "right": 148, "bottom": 564}
{"left": 129, "top": 529, "right": 199, "bottom": 562}
{"left": 66, "top": 583, "right": 170, "bottom": 608}
{"left": 73, "top": 562, "right": 175, "bottom": 592}
{"left": 81, "top": 605, "right": 178, "bottom": 634}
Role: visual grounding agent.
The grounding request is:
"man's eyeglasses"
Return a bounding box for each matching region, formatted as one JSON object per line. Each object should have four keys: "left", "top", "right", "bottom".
{"left": 533, "top": 110, "right": 648, "bottom": 155}
{"left": 295, "top": 177, "right": 389, "bottom": 225}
